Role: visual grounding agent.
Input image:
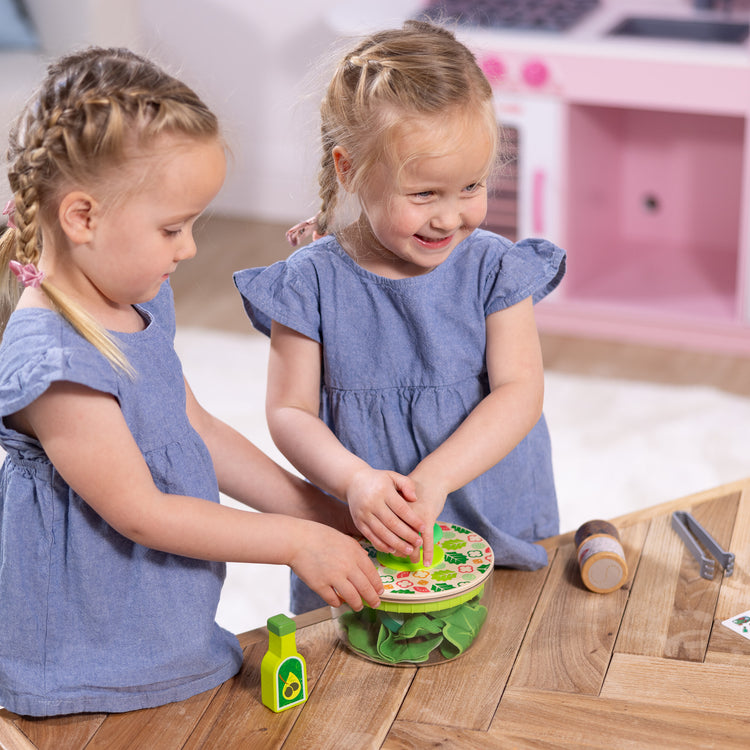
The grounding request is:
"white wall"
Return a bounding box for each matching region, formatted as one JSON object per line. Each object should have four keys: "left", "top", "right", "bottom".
{"left": 24, "top": 0, "right": 141, "bottom": 55}
{"left": 139, "top": 0, "right": 347, "bottom": 223}
{"left": 2, "top": 0, "right": 355, "bottom": 223}
{"left": 3, "top": 1, "right": 412, "bottom": 223}
{"left": 0, "top": 0, "right": 143, "bottom": 173}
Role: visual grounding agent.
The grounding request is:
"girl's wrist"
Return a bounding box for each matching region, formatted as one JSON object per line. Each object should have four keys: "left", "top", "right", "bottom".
{"left": 272, "top": 515, "right": 310, "bottom": 568}
{"left": 410, "top": 460, "right": 453, "bottom": 498}
{"left": 342, "top": 462, "right": 376, "bottom": 504}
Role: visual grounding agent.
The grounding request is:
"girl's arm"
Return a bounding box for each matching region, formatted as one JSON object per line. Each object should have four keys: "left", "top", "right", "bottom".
{"left": 409, "top": 296, "right": 545, "bottom": 565}
{"left": 265, "top": 321, "right": 424, "bottom": 557}
{"left": 17, "top": 381, "right": 383, "bottom": 610}
{"left": 183, "top": 378, "right": 358, "bottom": 535}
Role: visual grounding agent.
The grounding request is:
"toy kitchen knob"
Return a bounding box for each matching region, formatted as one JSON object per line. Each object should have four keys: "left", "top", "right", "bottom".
{"left": 521, "top": 59, "right": 550, "bottom": 88}
{"left": 479, "top": 55, "right": 506, "bottom": 84}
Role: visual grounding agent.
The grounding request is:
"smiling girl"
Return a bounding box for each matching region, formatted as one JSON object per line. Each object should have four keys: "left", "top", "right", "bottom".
{"left": 234, "top": 21, "right": 566, "bottom": 614}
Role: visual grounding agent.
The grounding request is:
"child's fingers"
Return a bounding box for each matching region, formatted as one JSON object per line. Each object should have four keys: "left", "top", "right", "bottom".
{"left": 374, "top": 511, "right": 425, "bottom": 555}
{"left": 357, "top": 517, "right": 415, "bottom": 557}
{"left": 420, "top": 525, "right": 435, "bottom": 568}
{"left": 386, "top": 496, "right": 425, "bottom": 536}
{"left": 385, "top": 512, "right": 423, "bottom": 548}
{"left": 311, "top": 575, "right": 381, "bottom": 612}
{"left": 356, "top": 561, "right": 384, "bottom": 609}
{"left": 330, "top": 567, "right": 383, "bottom": 611}
{"left": 318, "top": 585, "right": 345, "bottom": 609}
{"left": 391, "top": 473, "right": 418, "bottom": 503}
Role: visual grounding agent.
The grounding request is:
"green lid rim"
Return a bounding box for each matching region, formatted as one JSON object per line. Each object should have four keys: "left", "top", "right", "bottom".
{"left": 374, "top": 581, "right": 487, "bottom": 614}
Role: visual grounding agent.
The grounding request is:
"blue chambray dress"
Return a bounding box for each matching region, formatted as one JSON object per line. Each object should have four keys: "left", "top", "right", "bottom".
{"left": 235, "top": 229, "right": 566, "bottom": 614}
{"left": 0, "top": 282, "right": 242, "bottom": 717}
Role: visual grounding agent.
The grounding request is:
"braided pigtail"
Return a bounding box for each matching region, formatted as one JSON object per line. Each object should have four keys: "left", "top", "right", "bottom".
{"left": 0, "top": 222, "right": 20, "bottom": 334}
{"left": 1, "top": 47, "right": 219, "bottom": 373}
{"left": 316, "top": 132, "right": 338, "bottom": 237}
{"left": 3, "top": 110, "right": 134, "bottom": 373}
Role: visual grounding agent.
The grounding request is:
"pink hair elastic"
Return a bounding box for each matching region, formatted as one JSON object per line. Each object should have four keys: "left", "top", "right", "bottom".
{"left": 286, "top": 215, "right": 322, "bottom": 247}
{"left": 2, "top": 199, "right": 16, "bottom": 229}
{"left": 9, "top": 260, "right": 45, "bottom": 289}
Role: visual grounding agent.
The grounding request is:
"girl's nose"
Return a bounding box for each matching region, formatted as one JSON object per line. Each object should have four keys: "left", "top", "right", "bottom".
{"left": 176, "top": 234, "right": 198, "bottom": 262}
{"left": 431, "top": 200, "right": 461, "bottom": 233}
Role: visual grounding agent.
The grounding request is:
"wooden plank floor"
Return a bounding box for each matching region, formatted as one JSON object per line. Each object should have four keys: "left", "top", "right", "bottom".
{"left": 175, "top": 215, "right": 750, "bottom": 396}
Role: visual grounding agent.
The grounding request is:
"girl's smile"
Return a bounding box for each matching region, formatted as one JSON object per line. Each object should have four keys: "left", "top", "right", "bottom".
{"left": 414, "top": 233, "right": 455, "bottom": 250}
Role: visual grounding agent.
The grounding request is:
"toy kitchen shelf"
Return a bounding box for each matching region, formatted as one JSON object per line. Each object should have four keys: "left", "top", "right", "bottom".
{"left": 330, "top": 0, "right": 750, "bottom": 354}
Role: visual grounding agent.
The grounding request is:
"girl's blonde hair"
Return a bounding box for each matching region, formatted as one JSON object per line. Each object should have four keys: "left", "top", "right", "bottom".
{"left": 317, "top": 20, "right": 498, "bottom": 236}
{"left": 0, "top": 47, "right": 220, "bottom": 372}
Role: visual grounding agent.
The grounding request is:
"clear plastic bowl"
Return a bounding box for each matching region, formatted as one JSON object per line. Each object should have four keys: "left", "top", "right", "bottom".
{"left": 332, "top": 523, "right": 494, "bottom": 666}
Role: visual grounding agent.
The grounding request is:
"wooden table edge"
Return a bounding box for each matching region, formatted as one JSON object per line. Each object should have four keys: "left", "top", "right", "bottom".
{"left": 539, "top": 477, "right": 748, "bottom": 551}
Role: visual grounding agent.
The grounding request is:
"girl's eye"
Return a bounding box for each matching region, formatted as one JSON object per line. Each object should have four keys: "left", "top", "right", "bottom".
{"left": 163, "top": 227, "right": 183, "bottom": 238}
{"left": 412, "top": 191, "right": 434, "bottom": 200}
{"left": 464, "top": 182, "right": 484, "bottom": 193}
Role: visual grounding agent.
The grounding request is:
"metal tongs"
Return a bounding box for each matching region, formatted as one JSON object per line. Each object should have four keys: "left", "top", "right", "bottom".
{"left": 671, "top": 511, "right": 735, "bottom": 580}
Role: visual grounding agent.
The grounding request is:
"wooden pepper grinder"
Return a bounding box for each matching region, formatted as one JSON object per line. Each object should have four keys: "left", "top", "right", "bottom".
{"left": 261, "top": 614, "right": 307, "bottom": 712}
{"left": 575, "top": 519, "right": 628, "bottom": 594}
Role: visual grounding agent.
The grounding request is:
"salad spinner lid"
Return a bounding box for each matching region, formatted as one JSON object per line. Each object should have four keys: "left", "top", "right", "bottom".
{"left": 364, "top": 522, "right": 494, "bottom": 612}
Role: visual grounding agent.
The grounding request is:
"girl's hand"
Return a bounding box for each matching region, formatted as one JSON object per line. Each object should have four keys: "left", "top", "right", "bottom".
{"left": 291, "top": 481, "right": 362, "bottom": 538}
{"left": 306, "top": 492, "right": 362, "bottom": 538}
{"left": 346, "top": 467, "right": 424, "bottom": 557}
{"left": 288, "top": 524, "right": 383, "bottom": 610}
{"left": 406, "top": 470, "right": 449, "bottom": 568}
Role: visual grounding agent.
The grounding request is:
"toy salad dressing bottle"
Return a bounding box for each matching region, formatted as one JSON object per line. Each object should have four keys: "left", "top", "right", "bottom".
{"left": 261, "top": 613, "right": 307, "bottom": 712}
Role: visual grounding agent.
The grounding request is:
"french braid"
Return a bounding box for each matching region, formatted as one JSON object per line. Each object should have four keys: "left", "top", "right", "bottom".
{"left": 315, "top": 20, "right": 497, "bottom": 238}
{"left": 0, "top": 47, "right": 219, "bottom": 372}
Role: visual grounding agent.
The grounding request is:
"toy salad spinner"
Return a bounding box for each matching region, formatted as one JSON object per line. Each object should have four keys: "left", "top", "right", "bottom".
{"left": 332, "top": 522, "right": 494, "bottom": 666}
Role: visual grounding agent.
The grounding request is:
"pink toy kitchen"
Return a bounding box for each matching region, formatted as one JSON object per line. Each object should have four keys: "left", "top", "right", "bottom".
{"left": 332, "top": 0, "right": 750, "bottom": 354}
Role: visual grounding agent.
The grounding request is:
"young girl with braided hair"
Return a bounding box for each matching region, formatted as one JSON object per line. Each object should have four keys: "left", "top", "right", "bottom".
{"left": 0, "top": 47, "right": 383, "bottom": 717}
{"left": 235, "top": 20, "right": 566, "bottom": 614}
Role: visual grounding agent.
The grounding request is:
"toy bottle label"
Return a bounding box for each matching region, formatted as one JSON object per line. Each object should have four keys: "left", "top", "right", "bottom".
{"left": 577, "top": 534, "right": 623, "bottom": 566}
{"left": 577, "top": 533, "right": 627, "bottom": 593}
{"left": 276, "top": 656, "right": 306, "bottom": 710}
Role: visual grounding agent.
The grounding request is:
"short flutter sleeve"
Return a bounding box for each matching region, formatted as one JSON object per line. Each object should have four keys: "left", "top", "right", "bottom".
{"left": 234, "top": 253, "right": 323, "bottom": 342}
{"left": 0, "top": 311, "right": 120, "bottom": 460}
{"left": 0, "top": 311, "right": 119, "bottom": 417}
{"left": 480, "top": 235, "right": 566, "bottom": 317}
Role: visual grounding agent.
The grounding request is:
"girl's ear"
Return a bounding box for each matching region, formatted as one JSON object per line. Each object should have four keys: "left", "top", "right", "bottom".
{"left": 332, "top": 146, "right": 354, "bottom": 191}
{"left": 58, "top": 191, "right": 98, "bottom": 244}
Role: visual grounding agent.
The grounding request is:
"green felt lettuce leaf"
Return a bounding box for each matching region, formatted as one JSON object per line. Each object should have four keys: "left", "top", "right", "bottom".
{"left": 396, "top": 613, "right": 444, "bottom": 638}
{"left": 439, "top": 602, "right": 488, "bottom": 659}
{"left": 340, "top": 596, "right": 487, "bottom": 664}
{"left": 341, "top": 610, "right": 380, "bottom": 657}
{"left": 377, "top": 611, "right": 405, "bottom": 633}
{"left": 377, "top": 627, "right": 443, "bottom": 663}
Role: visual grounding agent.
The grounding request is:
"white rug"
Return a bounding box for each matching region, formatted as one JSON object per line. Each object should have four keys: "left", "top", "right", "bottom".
{"left": 174, "top": 327, "right": 750, "bottom": 634}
